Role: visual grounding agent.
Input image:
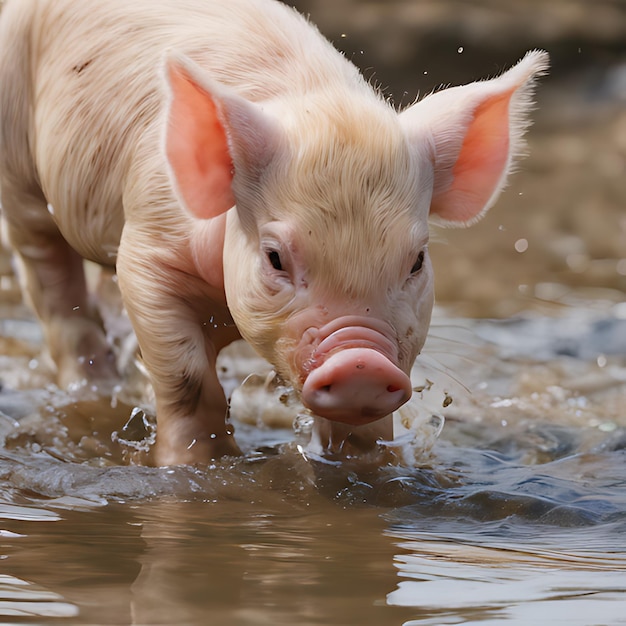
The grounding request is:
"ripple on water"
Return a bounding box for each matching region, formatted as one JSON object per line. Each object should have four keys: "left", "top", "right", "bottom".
{"left": 0, "top": 574, "right": 79, "bottom": 619}
{"left": 0, "top": 313, "right": 625, "bottom": 528}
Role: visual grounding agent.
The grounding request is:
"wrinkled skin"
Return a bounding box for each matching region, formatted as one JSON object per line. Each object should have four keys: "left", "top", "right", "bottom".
{"left": 0, "top": 0, "right": 548, "bottom": 465}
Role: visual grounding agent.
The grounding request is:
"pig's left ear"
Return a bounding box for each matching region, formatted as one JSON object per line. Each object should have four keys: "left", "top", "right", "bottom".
{"left": 399, "top": 50, "right": 549, "bottom": 226}
{"left": 164, "top": 53, "right": 282, "bottom": 220}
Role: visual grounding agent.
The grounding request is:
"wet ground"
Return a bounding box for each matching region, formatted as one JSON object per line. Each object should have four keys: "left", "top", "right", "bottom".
{"left": 0, "top": 1, "right": 625, "bottom": 625}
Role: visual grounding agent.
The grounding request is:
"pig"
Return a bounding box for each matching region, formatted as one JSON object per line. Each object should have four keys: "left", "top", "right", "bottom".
{"left": 0, "top": 0, "right": 548, "bottom": 465}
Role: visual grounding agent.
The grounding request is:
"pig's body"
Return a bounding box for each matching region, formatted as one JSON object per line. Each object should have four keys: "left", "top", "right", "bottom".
{"left": 2, "top": 0, "right": 358, "bottom": 259}
{"left": 0, "top": 0, "right": 547, "bottom": 465}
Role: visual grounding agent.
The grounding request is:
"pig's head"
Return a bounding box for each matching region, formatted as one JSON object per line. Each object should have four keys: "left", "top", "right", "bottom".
{"left": 164, "top": 50, "right": 548, "bottom": 427}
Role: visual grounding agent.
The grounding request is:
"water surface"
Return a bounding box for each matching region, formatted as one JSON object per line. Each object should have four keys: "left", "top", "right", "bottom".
{"left": 0, "top": 301, "right": 625, "bottom": 625}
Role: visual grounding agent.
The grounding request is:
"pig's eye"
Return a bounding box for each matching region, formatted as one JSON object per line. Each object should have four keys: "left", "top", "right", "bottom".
{"left": 410, "top": 250, "right": 425, "bottom": 274}
{"left": 267, "top": 249, "right": 283, "bottom": 271}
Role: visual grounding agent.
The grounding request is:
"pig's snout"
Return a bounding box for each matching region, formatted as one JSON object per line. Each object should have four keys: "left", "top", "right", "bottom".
{"left": 299, "top": 322, "right": 412, "bottom": 425}
{"left": 301, "top": 348, "right": 411, "bottom": 424}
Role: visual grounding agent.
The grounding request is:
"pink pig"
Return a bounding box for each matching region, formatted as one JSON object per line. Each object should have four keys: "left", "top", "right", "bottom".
{"left": 0, "top": 0, "right": 548, "bottom": 465}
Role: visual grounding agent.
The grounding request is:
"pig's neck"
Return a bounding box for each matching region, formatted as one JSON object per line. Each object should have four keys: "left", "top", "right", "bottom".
{"left": 188, "top": 213, "right": 228, "bottom": 300}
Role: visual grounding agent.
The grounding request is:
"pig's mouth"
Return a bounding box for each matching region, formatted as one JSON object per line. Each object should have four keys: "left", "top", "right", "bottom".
{"left": 294, "top": 317, "right": 412, "bottom": 426}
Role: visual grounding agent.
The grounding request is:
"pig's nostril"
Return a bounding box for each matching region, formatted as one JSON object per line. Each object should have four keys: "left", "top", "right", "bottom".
{"left": 320, "top": 384, "right": 331, "bottom": 393}
{"left": 386, "top": 384, "right": 402, "bottom": 393}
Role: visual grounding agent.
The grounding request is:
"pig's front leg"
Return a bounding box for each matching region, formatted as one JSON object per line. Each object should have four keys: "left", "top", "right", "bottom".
{"left": 116, "top": 230, "right": 241, "bottom": 466}
{"left": 2, "top": 183, "right": 117, "bottom": 388}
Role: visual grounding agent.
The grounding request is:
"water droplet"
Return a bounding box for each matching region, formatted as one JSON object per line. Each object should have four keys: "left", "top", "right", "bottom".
{"left": 599, "top": 422, "right": 616, "bottom": 432}
{"left": 293, "top": 412, "right": 314, "bottom": 438}
{"left": 514, "top": 238, "right": 529, "bottom": 253}
{"left": 491, "top": 398, "right": 515, "bottom": 408}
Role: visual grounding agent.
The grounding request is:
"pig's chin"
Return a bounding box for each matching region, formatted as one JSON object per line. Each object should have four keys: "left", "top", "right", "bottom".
{"left": 309, "top": 406, "right": 393, "bottom": 428}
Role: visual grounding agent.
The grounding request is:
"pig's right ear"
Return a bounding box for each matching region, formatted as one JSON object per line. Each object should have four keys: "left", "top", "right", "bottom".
{"left": 164, "top": 54, "right": 282, "bottom": 220}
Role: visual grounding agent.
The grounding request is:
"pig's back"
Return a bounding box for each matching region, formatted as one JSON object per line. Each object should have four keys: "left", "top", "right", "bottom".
{"left": 0, "top": 0, "right": 365, "bottom": 264}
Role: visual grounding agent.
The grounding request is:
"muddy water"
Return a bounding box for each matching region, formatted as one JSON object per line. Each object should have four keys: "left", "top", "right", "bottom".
{"left": 1, "top": 1, "right": 626, "bottom": 625}
{"left": 1, "top": 305, "right": 625, "bottom": 626}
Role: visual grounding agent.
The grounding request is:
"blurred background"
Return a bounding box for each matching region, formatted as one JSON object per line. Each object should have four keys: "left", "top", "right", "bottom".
{"left": 0, "top": 1, "right": 624, "bottom": 320}
{"left": 287, "top": 0, "right": 626, "bottom": 317}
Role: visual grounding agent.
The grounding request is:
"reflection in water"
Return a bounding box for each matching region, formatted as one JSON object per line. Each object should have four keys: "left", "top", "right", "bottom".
{"left": 129, "top": 501, "right": 409, "bottom": 625}
{"left": 0, "top": 574, "right": 79, "bottom": 619}
{"left": 0, "top": 489, "right": 414, "bottom": 625}
{"left": 388, "top": 525, "right": 626, "bottom": 625}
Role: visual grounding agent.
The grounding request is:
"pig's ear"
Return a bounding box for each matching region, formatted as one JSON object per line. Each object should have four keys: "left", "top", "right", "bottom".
{"left": 164, "top": 54, "right": 282, "bottom": 220}
{"left": 399, "top": 50, "right": 549, "bottom": 227}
